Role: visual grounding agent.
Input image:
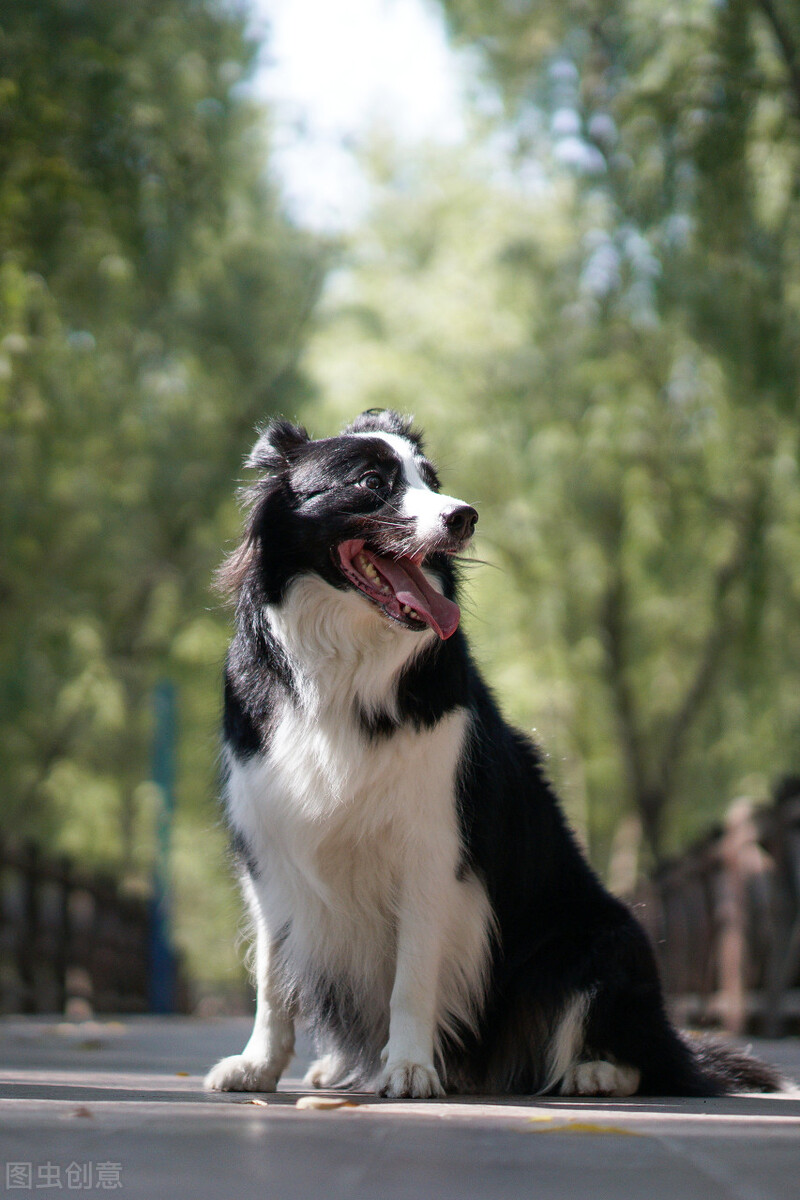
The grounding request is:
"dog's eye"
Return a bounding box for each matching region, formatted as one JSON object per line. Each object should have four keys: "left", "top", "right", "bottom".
{"left": 359, "top": 472, "right": 384, "bottom": 491}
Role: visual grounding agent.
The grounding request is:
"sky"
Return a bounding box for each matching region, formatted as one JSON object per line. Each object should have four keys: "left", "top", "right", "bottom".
{"left": 249, "top": 0, "right": 470, "bottom": 228}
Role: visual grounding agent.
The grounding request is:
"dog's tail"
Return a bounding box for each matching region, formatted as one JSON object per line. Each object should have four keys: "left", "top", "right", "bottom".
{"left": 637, "top": 1017, "right": 794, "bottom": 1095}
{"left": 686, "top": 1034, "right": 793, "bottom": 1094}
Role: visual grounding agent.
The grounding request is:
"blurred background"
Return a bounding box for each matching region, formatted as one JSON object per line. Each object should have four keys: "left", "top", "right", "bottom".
{"left": 2, "top": 0, "right": 800, "bottom": 1024}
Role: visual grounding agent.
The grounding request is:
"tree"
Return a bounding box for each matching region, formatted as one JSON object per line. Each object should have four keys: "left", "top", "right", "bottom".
{"left": 303, "top": 109, "right": 800, "bottom": 869}
{"left": 427, "top": 0, "right": 800, "bottom": 863}
{"left": 0, "top": 0, "right": 325, "bottom": 983}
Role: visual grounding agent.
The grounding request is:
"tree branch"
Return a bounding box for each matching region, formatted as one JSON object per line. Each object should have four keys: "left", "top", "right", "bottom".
{"left": 600, "top": 564, "right": 649, "bottom": 813}
{"left": 655, "top": 486, "right": 765, "bottom": 803}
{"left": 755, "top": 0, "right": 800, "bottom": 119}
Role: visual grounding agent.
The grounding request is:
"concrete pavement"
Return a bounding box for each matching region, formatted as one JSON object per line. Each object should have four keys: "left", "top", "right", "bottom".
{"left": 1, "top": 1017, "right": 799, "bottom": 1199}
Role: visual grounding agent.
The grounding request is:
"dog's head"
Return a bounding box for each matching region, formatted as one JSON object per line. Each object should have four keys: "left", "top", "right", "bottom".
{"left": 220, "top": 409, "right": 477, "bottom": 640}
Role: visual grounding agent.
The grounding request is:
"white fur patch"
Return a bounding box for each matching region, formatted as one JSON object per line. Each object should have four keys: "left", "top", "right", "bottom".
{"left": 542, "top": 993, "right": 591, "bottom": 1094}
{"left": 352, "top": 429, "right": 466, "bottom": 547}
{"left": 224, "top": 572, "right": 494, "bottom": 1084}
{"left": 266, "top": 572, "right": 438, "bottom": 725}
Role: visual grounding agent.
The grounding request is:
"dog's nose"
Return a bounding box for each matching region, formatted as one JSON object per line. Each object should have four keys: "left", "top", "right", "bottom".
{"left": 443, "top": 505, "right": 479, "bottom": 540}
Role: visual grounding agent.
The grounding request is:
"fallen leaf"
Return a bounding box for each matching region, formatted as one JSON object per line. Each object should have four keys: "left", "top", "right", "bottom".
{"left": 295, "top": 1096, "right": 359, "bottom": 1110}
{"left": 525, "top": 1120, "right": 641, "bottom": 1136}
{"left": 175, "top": 1071, "right": 189, "bottom": 1077}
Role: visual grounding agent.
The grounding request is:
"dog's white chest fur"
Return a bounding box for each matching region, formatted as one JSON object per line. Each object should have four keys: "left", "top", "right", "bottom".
{"left": 225, "top": 576, "right": 493, "bottom": 1049}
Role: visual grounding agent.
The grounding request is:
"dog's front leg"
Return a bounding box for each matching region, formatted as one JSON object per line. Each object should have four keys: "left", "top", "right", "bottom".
{"left": 377, "top": 862, "right": 448, "bottom": 1100}
{"left": 204, "top": 903, "right": 294, "bottom": 1092}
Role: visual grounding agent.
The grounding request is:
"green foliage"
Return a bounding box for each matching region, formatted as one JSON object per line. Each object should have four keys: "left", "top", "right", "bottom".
{"left": 306, "top": 34, "right": 800, "bottom": 868}
{"left": 5, "top": 0, "right": 800, "bottom": 999}
{"left": 0, "top": 0, "right": 324, "bottom": 986}
{"left": 425, "top": 0, "right": 800, "bottom": 859}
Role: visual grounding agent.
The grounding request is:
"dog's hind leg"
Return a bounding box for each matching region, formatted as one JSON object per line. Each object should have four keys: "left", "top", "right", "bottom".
{"left": 304, "top": 1048, "right": 356, "bottom": 1089}
{"left": 568, "top": 916, "right": 719, "bottom": 1096}
{"left": 205, "top": 886, "right": 295, "bottom": 1092}
{"left": 547, "top": 991, "right": 640, "bottom": 1098}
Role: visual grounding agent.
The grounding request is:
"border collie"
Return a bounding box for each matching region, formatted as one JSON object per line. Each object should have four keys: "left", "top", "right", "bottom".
{"left": 205, "top": 409, "right": 783, "bottom": 1099}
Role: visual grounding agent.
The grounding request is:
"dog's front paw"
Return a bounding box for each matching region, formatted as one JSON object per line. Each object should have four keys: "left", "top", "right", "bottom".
{"left": 560, "top": 1060, "right": 640, "bottom": 1097}
{"left": 204, "top": 1054, "right": 281, "bottom": 1093}
{"left": 377, "top": 1060, "right": 445, "bottom": 1099}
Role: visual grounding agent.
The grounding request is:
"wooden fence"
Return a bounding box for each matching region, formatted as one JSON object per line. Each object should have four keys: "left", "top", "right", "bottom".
{"left": 632, "top": 782, "right": 800, "bottom": 1034}
{"left": 0, "top": 839, "right": 187, "bottom": 1014}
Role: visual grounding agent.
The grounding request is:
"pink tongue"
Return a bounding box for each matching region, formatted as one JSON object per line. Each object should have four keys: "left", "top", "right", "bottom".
{"left": 368, "top": 552, "right": 460, "bottom": 640}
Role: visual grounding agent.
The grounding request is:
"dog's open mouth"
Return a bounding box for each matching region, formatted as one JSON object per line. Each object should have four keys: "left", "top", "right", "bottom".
{"left": 336, "top": 539, "right": 460, "bottom": 639}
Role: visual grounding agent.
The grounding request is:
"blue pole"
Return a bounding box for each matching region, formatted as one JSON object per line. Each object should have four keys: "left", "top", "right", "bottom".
{"left": 148, "top": 679, "right": 177, "bottom": 1013}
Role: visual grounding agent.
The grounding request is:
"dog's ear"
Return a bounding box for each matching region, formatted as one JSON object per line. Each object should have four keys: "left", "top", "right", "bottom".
{"left": 246, "top": 419, "right": 310, "bottom": 471}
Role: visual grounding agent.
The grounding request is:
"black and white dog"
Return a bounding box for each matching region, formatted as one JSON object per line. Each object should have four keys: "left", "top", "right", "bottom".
{"left": 205, "top": 409, "right": 782, "bottom": 1099}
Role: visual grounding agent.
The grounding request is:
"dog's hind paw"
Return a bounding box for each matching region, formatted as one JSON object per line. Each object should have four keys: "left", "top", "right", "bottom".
{"left": 560, "top": 1060, "right": 640, "bottom": 1097}
{"left": 303, "top": 1053, "right": 351, "bottom": 1089}
{"left": 377, "top": 1060, "right": 445, "bottom": 1099}
{"left": 204, "top": 1054, "right": 281, "bottom": 1093}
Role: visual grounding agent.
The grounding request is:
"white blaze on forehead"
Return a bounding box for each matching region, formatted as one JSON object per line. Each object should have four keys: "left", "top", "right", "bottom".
{"left": 351, "top": 430, "right": 465, "bottom": 539}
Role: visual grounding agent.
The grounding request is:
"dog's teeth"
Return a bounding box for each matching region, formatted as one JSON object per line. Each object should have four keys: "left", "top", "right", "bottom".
{"left": 402, "top": 605, "right": 411, "bottom": 614}
{"left": 358, "top": 553, "right": 380, "bottom": 581}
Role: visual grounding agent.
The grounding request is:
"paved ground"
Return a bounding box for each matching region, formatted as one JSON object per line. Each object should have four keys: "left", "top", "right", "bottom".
{"left": 1, "top": 1018, "right": 799, "bottom": 1200}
